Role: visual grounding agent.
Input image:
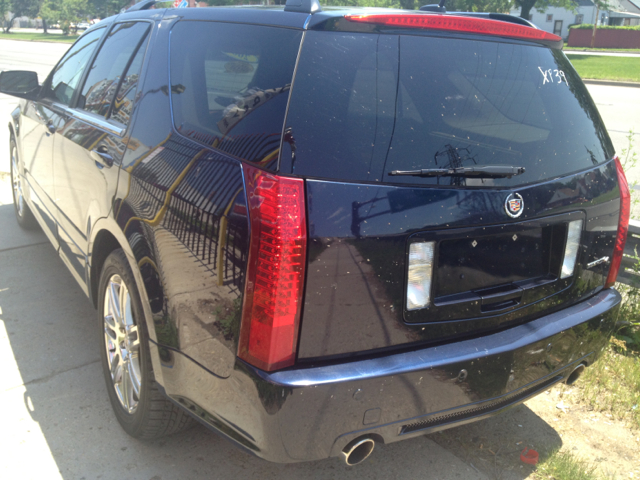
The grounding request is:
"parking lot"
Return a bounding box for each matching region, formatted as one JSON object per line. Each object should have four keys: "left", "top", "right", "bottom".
{"left": 1, "top": 37, "right": 638, "bottom": 479}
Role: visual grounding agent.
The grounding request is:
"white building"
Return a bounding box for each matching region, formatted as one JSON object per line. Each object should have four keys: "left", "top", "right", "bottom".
{"left": 509, "top": 0, "right": 640, "bottom": 40}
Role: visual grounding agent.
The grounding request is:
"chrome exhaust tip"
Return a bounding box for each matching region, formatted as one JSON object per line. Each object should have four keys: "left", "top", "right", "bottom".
{"left": 566, "top": 363, "right": 586, "bottom": 385}
{"left": 341, "top": 437, "right": 375, "bottom": 466}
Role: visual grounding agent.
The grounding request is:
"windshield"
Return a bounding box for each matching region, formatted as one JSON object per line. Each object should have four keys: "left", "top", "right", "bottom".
{"left": 284, "top": 32, "right": 613, "bottom": 187}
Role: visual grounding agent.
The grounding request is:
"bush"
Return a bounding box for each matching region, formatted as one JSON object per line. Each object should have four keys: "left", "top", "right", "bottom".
{"left": 570, "top": 24, "right": 640, "bottom": 30}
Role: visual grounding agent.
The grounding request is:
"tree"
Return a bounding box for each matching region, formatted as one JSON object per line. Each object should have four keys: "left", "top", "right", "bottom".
{"left": 39, "top": 0, "right": 88, "bottom": 34}
{"left": 514, "top": 0, "right": 576, "bottom": 21}
{"left": 40, "top": 0, "right": 61, "bottom": 33}
{"left": 88, "top": 0, "right": 131, "bottom": 19}
{"left": 0, "top": 0, "right": 10, "bottom": 30}
{"left": 4, "top": 0, "right": 41, "bottom": 33}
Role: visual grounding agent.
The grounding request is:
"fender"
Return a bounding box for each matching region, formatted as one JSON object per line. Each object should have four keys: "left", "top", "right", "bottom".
{"left": 88, "top": 214, "right": 167, "bottom": 388}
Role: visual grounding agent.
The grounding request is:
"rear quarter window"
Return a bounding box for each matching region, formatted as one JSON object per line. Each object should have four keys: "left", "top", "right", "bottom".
{"left": 284, "top": 31, "right": 613, "bottom": 187}
{"left": 169, "top": 21, "right": 302, "bottom": 168}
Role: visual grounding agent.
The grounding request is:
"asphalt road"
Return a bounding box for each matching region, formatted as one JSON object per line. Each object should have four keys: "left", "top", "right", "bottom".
{"left": 0, "top": 37, "right": 637, "bottom": 480}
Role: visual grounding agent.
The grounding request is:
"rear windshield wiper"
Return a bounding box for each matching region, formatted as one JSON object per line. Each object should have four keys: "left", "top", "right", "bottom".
{"left": 388, "top": 166, "right": 525, "bottom": 178}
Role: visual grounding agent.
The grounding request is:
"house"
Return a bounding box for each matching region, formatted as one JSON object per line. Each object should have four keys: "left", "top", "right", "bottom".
{"left": 509, "top": 0, "right": 640, "bottom": 41}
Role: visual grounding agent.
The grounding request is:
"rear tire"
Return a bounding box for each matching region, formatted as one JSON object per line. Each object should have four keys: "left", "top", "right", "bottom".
{"left": 10, "top": 135, "right": 38, "bottom": 230}
{"left": 98, "top": 249, "right": 193, "bottom": 438}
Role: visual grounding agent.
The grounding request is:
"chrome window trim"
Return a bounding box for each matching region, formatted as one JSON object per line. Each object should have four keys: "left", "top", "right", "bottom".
{"left": 67, "top": 107, "right": 127, "bottom": 137}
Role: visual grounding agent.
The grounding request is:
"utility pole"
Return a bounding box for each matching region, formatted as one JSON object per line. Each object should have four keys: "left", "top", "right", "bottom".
{"left": 591, "top": 6, "right": 600, "bottom": 48}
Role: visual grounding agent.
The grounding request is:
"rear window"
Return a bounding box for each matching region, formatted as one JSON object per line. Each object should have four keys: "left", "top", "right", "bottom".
{"left": 284, "top": 32, "right": 613, "bottom": 187}
{"left": 170, "top": 21, "right": 302, "bottom": 168}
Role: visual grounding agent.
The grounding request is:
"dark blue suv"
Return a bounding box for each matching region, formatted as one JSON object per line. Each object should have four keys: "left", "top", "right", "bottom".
{"left": 1, "top": 0, "right": 629, "bottom": 465}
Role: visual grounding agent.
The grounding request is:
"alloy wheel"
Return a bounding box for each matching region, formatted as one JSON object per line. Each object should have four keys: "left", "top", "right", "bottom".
{"left": 103, "top": 274, "right": 142, "bottom": 414}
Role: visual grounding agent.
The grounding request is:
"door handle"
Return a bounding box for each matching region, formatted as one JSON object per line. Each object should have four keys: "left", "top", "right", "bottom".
{"left": 91, "top": 146, "right": 114, "bottom": 168}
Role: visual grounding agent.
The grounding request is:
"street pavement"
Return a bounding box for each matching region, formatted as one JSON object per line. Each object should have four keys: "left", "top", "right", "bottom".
{"left": 0, "top": 37, "right": 638, "bottom": 480}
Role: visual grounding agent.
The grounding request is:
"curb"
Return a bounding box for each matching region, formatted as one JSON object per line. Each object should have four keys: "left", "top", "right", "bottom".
{"left": 583, "top": 79, "right": 640, "bottom": 88}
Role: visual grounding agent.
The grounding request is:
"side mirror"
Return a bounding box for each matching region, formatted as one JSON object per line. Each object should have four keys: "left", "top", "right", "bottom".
{"left": 0, "top": 71, "right": 40, "bottom": 100}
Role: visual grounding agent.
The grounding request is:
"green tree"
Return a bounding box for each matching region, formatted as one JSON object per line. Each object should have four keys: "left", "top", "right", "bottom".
{"left": 88, "top": 0, "right": 132, "bottom": 18}
{"left": 0, "top": 0, "right": 10, "bottom": 30}
{"left": 39, "top": 0, "right": 61, "bottom": 32}
{"left": 4, "top": 0, "right": 41, "bottom": 33}
{"left": 39, "top": 0, "right": 88, "bottom": 34}
{"left": 514, "top": 0, "right": 574, "bottom": 20}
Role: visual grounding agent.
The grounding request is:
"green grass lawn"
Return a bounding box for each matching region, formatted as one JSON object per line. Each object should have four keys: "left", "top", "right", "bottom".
{"left": 0, "top": 32, "right": 79, "bottom": 43}
{"left": 566, "top": 54, "right": 640, "bottom": 83}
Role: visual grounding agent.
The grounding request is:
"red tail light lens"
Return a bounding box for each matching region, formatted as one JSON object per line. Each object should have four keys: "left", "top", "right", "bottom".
{"left": 344, "top": 14, "right": 562, "bottom": 43}
{"left": 605, "top": 156, "right": 630, "bottom": 288}
{"left": 238, "top": 165, "right": 307, "bottom": 371}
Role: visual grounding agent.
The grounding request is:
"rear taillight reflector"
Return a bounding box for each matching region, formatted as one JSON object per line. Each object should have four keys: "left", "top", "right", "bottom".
{"left": 407, "top": 241, "right": 435, "bottom": 311}
{"left": 238, "top": 165, "right": 307, "bottom": 372}
{"left": 344, "top": 14, "right": 562, "bottom": 43}
{"left": 560, "top": 220, "right": 583, "bottom": 279}
{"left": 605, "top": 156, "right": 630, "bottom": 288}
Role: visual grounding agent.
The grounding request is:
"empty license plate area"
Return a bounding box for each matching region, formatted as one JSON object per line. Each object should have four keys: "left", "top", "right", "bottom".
{"left": 435, "top": 227, "right": 554, "bottom": 298}
{"left": 404, "top": 211, "right": 583, "bottom": 324}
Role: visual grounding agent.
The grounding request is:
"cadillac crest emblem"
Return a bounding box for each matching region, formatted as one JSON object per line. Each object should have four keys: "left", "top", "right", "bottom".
{"left": 505, "top": 193, "right": 524, "bottom": 218}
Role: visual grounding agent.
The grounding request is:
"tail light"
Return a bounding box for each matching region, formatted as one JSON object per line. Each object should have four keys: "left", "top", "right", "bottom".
{"left": 238, "top": 165, "right": 307, "bottom": 371}
{"left": 605, "top": 156, "right": 630, "bottom": 288}
{"left": 344, "top": 14, "right": 562, "bottom": 43}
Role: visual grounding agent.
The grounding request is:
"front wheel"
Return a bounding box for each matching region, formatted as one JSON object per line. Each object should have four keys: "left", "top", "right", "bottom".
{"left": 98, "top": 249, "right": 193, "bottom": 438}
{"left": 10, "top": 136, "right": 37, "bottom": 229}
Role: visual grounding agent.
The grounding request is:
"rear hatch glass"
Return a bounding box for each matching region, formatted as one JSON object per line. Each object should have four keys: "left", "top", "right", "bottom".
{"left": 289, "top": 29, "right": 618, "bottom": 359}
{"left": 283, "top": 31, "right": 613, "bottom": 186}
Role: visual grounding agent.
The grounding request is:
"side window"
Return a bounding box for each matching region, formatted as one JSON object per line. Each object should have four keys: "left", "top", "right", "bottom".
{"left": 43, "top": 27, "right": 104, "bottom": 105}
{"left": 79, "top": 22, "right": 150, "bottom": 119}
{"left": 110, "top": 38, "right": 147, "bottom": 126}
{"left": 170, "top": 21, "right": 302, "bottom": 167}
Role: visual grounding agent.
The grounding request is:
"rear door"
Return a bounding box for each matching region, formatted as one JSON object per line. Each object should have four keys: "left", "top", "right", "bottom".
{"left": 53, "top": 21, "right": 151, "bottom": 290}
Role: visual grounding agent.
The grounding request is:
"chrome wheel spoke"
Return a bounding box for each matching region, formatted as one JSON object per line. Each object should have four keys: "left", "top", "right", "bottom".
{"left": 129, "top": 359, "right": 141, "bottom": 399}
{"left": 104, "top": 314, "right": 117, "bottom": 333}
{"left": 108, "top": 281, "right": 123, "bottom": 327}
{"left": 127, "top": 325, "right": 140, "bottom": 351}
{"left": 121, "top": 364, "right": 132, "bottom": 411}
{"left": 110, "top": 352, "right": 122, "bottom": 381}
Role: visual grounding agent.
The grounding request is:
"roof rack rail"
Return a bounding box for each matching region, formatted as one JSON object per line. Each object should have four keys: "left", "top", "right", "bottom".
{"left": 125, "top": 0, "right": 162, "bottom": 13}
{"left": 420, "top": 1, "right": 446, "bottom": 12}
{"left": 284, "top": 0, "right": 322, "bottom": 14}
{"left": 453, "top": 12, "right": 536, "bottom": 28}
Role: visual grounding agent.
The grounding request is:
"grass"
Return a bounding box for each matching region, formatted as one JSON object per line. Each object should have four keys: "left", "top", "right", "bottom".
{"left": 565, "top": 46, "right": 640, "bottom": 53}
{"left": 535, "top": 451, "right": 602, "bottom": 480}
{"left": 565, "top": 54, "right": 640, "bottom": 83}
{"left": 0, "top": 32, "right": 79, "bottom": 43}
{"left": 578, "top": 343, "right": 640, "bottom": 430}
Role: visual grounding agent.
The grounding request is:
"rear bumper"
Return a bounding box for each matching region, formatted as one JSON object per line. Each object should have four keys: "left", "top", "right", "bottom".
{"left": 160, "top": 288, "right": 620, "bottom": 463}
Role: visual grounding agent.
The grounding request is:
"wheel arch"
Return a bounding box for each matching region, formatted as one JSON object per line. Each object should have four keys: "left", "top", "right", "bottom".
{"left": 88, "top": 216, "right": 167, "bottom": 388}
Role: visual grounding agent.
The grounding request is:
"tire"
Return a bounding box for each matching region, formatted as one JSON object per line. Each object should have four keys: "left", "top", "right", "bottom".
{"left": 9, "top": 135, "right": 38, "bottom": 229}
{"left": 98, "top": 249, "right": 193, "bottom": 438}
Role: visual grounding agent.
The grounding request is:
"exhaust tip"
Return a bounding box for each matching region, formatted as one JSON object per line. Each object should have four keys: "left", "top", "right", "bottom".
{"left": 566, "top": 363, "right": 586, "bottom": 385}
{"left": 342, "top": 437, "right": 375, "bottom": 466}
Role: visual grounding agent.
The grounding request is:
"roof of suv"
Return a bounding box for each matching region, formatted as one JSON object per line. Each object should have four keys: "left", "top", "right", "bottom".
{"left": 112, "top": 1, "right": 557, "bottom": 48}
